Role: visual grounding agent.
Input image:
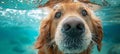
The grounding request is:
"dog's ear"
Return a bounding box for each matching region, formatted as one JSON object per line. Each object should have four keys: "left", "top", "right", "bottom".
{"left": 39, "top": 0, "right": 72, "bottom": 8}
{"left": 35, "top": 16, "right": 52, "bottom": 49}
{"left": 92, "top": 18, "right": 103, "bottom": 52}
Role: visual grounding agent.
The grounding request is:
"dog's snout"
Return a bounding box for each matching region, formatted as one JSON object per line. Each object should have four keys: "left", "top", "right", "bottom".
{"left": 63, "top": 18, "right": 84, "bottom": 31}
{"left": 62, "top": 17, "right": 85, "bottom": 37}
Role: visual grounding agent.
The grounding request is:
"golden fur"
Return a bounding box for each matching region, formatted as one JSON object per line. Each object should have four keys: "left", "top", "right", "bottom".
{"left": 35, "top": 0, "right": 103, "bottom": 54}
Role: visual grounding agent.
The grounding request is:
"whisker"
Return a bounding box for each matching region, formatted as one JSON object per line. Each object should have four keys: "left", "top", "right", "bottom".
{"left": 47, "top": 39, "right": 55, "bottom": 49}
{"left": 92, "top": 33, "right": 101, "bottom": 44}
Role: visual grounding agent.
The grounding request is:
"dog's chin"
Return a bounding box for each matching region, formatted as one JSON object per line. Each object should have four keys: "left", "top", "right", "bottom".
{"left": 55, "top": 32, "right": 92, "bottom": 53}
{"left": 57, "top": 37, "right": 88, "bottom": 53}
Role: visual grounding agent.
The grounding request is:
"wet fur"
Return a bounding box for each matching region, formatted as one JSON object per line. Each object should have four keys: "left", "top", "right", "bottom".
{"left": 35, "top": 0, "right": 103, "bottom": 54}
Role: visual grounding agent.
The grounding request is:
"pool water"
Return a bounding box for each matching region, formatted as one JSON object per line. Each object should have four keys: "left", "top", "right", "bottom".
{"left": 0, "top": 0, "right": 120, "bottom": 54}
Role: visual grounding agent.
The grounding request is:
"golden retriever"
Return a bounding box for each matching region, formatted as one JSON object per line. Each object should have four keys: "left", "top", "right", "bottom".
{"left": 35, "top": 0, "right": 103, "bottom": 54}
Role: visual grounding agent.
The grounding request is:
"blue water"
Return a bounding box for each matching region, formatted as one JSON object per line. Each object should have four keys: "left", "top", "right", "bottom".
{"left": 0, "top": 0, "right": 120, "bottom": 54}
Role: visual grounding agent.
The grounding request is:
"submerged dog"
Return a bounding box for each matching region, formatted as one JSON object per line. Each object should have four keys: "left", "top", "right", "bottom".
{"left": 35, "top": 0, "right": 103, "bottom": 54}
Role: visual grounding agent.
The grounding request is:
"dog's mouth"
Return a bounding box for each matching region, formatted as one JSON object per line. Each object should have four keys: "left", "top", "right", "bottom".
{"left": 62, "top": 37, "right": 83, "bottom": 49}
{"left": 55, "top": 27, "right": 92, "bottom": 53}
{"left": 55, "top": 29, "right": 92, "bottom": 53}
{"left": 58, "top": 35, "right": 87, "bottom": 53}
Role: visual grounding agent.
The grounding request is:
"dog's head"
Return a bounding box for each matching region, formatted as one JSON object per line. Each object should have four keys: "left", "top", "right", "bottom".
{"left": 35, "top": 0, "right": 103, "bottom": 54}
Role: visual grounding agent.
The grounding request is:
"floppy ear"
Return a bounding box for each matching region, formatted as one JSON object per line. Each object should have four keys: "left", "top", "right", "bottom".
{"left": 92, "top": 18, "right": 103, "bottom": 52}
{"left": 39, "top": 0, "right": 72, "bottom": 8}
{"left": 35, "top": 16, "right": 52, "bottom": 49}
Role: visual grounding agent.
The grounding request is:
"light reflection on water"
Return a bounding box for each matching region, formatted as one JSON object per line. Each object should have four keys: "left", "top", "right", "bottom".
{"left": 0, "top": 0, "right": 120, "bottom": 54}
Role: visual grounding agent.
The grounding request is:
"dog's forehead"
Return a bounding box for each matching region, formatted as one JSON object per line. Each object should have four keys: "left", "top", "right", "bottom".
{"left": 53, "top": 2, "right": 85, "bottom": 10}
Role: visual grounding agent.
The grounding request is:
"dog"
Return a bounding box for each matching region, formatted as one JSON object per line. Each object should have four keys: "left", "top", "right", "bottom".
{"left": 35, "top": 0, "right": 103, "bottom": 54}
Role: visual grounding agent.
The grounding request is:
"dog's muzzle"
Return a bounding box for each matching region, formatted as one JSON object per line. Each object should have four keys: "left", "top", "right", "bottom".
{"left": 61, "top": 16, "right": 85, "bottom": 38}
{"left": 55, "top": 16, "right": 92, "bottom": 53}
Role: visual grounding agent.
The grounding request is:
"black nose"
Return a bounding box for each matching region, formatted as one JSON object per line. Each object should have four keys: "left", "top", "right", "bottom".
{"left": 62, "top": 17, "right": 85, "bottom": 37}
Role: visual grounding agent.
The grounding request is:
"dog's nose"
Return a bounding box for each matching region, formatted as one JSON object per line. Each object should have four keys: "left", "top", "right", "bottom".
{"left": 62, "top": 17, "right": 85, "bottom": 37}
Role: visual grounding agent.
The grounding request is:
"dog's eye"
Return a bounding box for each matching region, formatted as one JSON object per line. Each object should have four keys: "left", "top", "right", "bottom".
{"left": 81, "top": 9, "right": 88, "bottom": 16}
{"left": 55, "top": 12, "right": 62, "bottom": 18}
